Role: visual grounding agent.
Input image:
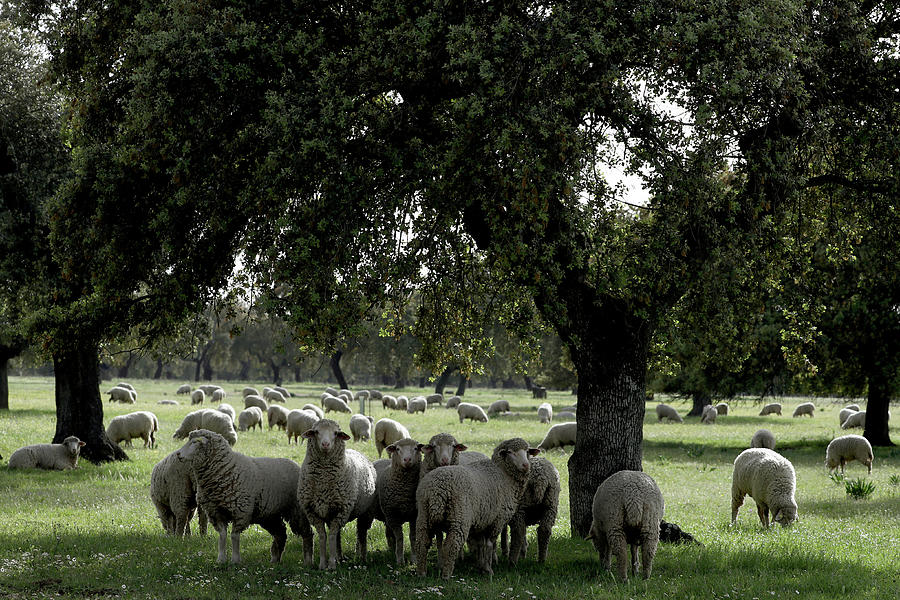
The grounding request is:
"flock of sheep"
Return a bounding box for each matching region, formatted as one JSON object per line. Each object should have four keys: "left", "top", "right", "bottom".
{"left": 4, "top": 383, "right": 883, "bottom": 583}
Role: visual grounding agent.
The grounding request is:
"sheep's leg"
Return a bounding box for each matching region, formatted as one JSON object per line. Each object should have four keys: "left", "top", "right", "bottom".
{"left": 537, "top": 517, "right": 552, "bottom": 563}
{"left": 608, "top": 532, "right": 629, "bottom": 582}
{"left": 508, "top": 515, "right": 527, "bottom": 565}
{"left": 326, "top": 522, "right": 342, "bottom": 570}
{"left": 630, "top": 542, "right": 639, "bottom": 576}
{"left": 435, "top": 530, "right": 444, "bottom": 569}
{"left": 198, "top": 508, "right": 208, "bottom": 536}
{"left": 641, "top": 535, "right": 658, "bottom": 580}
{"left": 591, "top": 532, "right": 611, "bottom": 573}
{"left": 756, "top": 503, "right": 770, "bottom": 528}
{"left": 356, "top": 515, "right": 373, "bottom": 562}
{"left": 408, "top": 521, "right": 417, "bottom": 565}
{"left": 259, "top": 518, "right": 287, "bottom": 563}
{"left": 214, "top": 522, "right": 229, "bottom": 563}
{"left": 390, "top": 523, "right": 405, "bottom": 566}
{"left": 414, "top": 527, "right": 431, "bottom": 576}
{"left": 730, "top": 490, "right": 745, "bottom": 524}
{"left": 230, "top": 523, "right": 246, "bottom": 564}
{"left": 440, "top": 526, "right": 466, "bottom": 580}
{"left": 314, "top": 522, "right": 329, "bottom": 570}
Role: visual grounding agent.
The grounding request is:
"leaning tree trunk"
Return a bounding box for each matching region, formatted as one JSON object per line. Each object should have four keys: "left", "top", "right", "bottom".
{"left": 864, "top": 371, "right": 894, "bottom": 446}
{"left": 330, "top": 350, "right": 348, "bottom": 390}
{"left": 434, "top": 365, "right": 458, "bottom": 395}
{"left": 686, "top": 390, "right": 712, "bottom": 417}
{"left": 53, "top": 338, "right": 127, "bottom": 463}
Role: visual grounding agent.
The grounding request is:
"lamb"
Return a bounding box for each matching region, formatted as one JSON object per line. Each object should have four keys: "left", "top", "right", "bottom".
{"left": 655, "top": 404, "right": 683, "bottom": 423}
{"left": 106, "top": 411, "right": 159, "bottom": 449}
{"left": 173, "top": 409, "right": 238, "bottom": 446}
{"left": 175, "top": 429, "right": 312, "bottom": 564}
{"left": 267, "top": 404, "right": 290, "bottom": 431}
{"left": 211, "top": 388, "right": 227, "bottom": 403}
{"left": 537, "top": 402, "right": 553, "bottom": 424}
{"left": 700, "top": 404, "right": 718, "bottom": 425}
{"left": 297, "top": 419, "right": 378, "bottom": 570}
{"left": 841, "top": 410, "right": 866, "bottom": 429}
{"left": 374, "top": 418, "right": 411, "bottom": 458}
{"left": 176, "top": 384, "right": 192, "bottom": 395}
{"left": 190, "top": 389, "right": 205, "bottom": 406}
{"left": 238, "top": 407, "right": 264, "bottom": 432}
{"left": 396, "top": 396, "right": 409, "bottom": 410}
{"left": 445, "top": 395, "right": 462, "bottom": 409}
{"left": 150, "top": 450, "right": 208, "bottom": 537}
{"left": 349, "top": 414, "right": 375, "bottom": 442}
{"left": 425, "top": 393, "right": 443, "bottom": 406}
{"left": 216, "top": 403, "right": 236, "bottom": 424}
{"left": 587, "top": 470, "right": 664, "bottom": 582}
{"left": 838, "top": 407, "right": 857, "bottom": 427}
{"left": 537, "top": 422, "right": 577, "bottom": 451}
{"left": 322, "top": 394, "right": 352, "bottom": 414}
{"left": 8, "top": 436, "right": 85, "bottom": 470}
{"left": 415, "top": 438, "right": 538, "bottom": 579}
{"left": 825, "top": 434, "right": 873, "bottom": 474}
{"left": 457, "top": 402, "right": 488, "bottom": 423}
{"left": 792, "top": 402, "right": 815, "bottom": 417}
{"left": 715, "top": 402, "right": 729, "bottom": 415}
{"left": 287, "top": 409, "right": 320, "bottom": 444}
{"left": 487, "top": 399, "right": 510, "bottom": 415}
{"left": 376, "top": 438, "right": 422, "bottom": 566}
{"left": 264, "top": 389, "right": 287, "bottom": 404}
{"left": 758, "top": 402, "right": 782, "bottom": 416}
{"left": 502, "top": 455, "right": 560, "bottom": 565}
{"left": 407, "top": 396, "right": 427, "bottom": 414}
{"left": 107, "top": 386, "right": 136, "bottom": 404}
{"left": 750, "top": 429, "right": 775, "bottom": 450}
{"left": 243, "top": 394, "right": 268, "bottom": 412}
{"left": 302, "top": 403, "right": 325, "bottom": 419}
{"left": 731, "top": 447, "right": 798, "bottom": 528}
{"left": 242, "top": 386, "right": 259, "bottom": 397}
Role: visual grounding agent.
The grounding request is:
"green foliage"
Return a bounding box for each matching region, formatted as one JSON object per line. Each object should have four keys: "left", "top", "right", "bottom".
{"left": 889, "top": 474, "right": 900, "bottom": 487}
{"left": 844, "top": 477, "right": 876, "bottom": 500}
{"left": 829, "top": 471, "right": 846, "bottom": 485}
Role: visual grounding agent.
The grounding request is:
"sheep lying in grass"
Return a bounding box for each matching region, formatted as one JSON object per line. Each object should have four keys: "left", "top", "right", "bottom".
{"left": 238, "top": 407, "right": 264, "bottom": 432}
{"left": 841, "top": 410, "right": 866, "bottom": 429}
{"left": 150, "top": 450, "right": 207, "bottom": 537}
{"left": 792, "top": 402, "right": 815, "bottom": 417}
{"left": 556, "top": 411, "right": 576, "bottom": 421}
{"left": 487, "top": 399, "right": 510, "bottom": 416}
{"left": 374, "top": 418, "right": 411, "bottom": 458}
{"left": 537, "top": 402, "right": 553, "bottom": 424}
{"left": 587, "top": 470, "right": 664, "bottom": 582}
{"left": 158, "top": 399, "right": 179, "bottom": 405}
{"left": 175, "top": 430, "right": 312, "bottom": 564}
{"left": 457, "top": 402, "right": 488, "bottom": 423}
{"left": 537, "top": 422, "right": 577, "bottom": 451}
{"left": 286, "top": 409, "right": 320, "bottom": 445}
{"left": 731, "top": 448, "right": 797, "bottom": 528}
{"left": 502, "top": 455, "right": 560, "bottom": 565}
{"left": 750, "top": 429, "right": 775, "bottom": 450}
{"left": 8, "top": 436, "right": 85, "bottom": 470}
{"left": 376, "top": 438, "right": 422, "bottom": 566}
{"left": 106, "top": 411, "right": 159, "bottom": 449}
{"left": 173, "top": 409, "right": 237, "bottom": 446}
{"left": 701, "top": 405, "right": 718, "bottom": 425}
{"left": 758, "top": 402, "right": 782, "bottom": 416}
{"left": 844, "top": 403, "right": 861, "bottom": 412}
{"left": 655, "top": 404, "right": 683, "bottom": 423}
{"left": 349, "top": 414, "right": 375, "bottom": 442}
{"left": 825, "top": 434, "right": 873, "bottom": 474}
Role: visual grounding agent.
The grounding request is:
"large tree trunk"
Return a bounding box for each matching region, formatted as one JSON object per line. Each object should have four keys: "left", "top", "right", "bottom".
{"left": 686, "top": 390, "right": 711, "bottom": 417}
{"left": 0, "top": 356, "right": 10, "bottom": 411}
{"left": 864, "top": 371, "right": 894, "bottom": 446}
{"left": 270, "top": 359, "right": 282, "bottom": 386}
{"left": 330, "top": 350, "right": 348, "bottom": 390}
{"left": 53, "top": 338, "right": 127, "bottom": 463}
{"left": 455, "top": 373, "right": 468, "bottom": 397}
{"left": 117, "top": 352, "right": 135, "bottom": 379}
{"left": 153, "top": 358, "right": 164, "bottom": 379}
{"left": 434, "top": 365, "right": 458, "bottom": 395}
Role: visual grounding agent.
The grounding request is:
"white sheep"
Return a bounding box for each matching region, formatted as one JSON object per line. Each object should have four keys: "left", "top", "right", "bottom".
{"left": 116, "top": 382, "right": 135, "bottom": 392}
{"left": 241, "top": 386, "right": 259, "bottom": 397}
{"left": 758, "top": 402, "right": 782, "bottom": 416}
{"left": 8, "top": 436, "right": 85, "bottom": 470}
{"left": 374, "top": 418, "right": 411, "bottom": 458}
{"left": 324, "top": 386, "right": 340, "bottom": 397}
{"left": 176, "top": 384, "right": 192, "bottom": 395}
{"left": 587, "top": 470, "right": 664, "bottom": 582}
{"left": 238, "top": 407, "right": 264, "bottom": 432}
{"left": 502, "top": 455, "right": 560, "bottom": 565}
{"left": 190, "top": 389, "right": 206, "bottom": 406}
{"left": 415, "top": 438, "right": 538, "bottom": 579}
{"left": 287, "top": 409, "right": 320, "bottom": 444}
{"left": 106, "top": 411, "right": 159, "bottom": 449}
{"left": 322, "top": 394, "right": 352, "bottom": 414}
{"left": 175, "top": 429, "right": 312, "bottom": 564}
{"left": 337, "top": 389, "right": 354, "bottom": 404}
{"left": 556, "top": 411, "right": 577, "bottom": 421}
{"left": 844, "top": 403, "right": 861, "bottom": 412}
{"left": 407, "top": 396, "right": 427, "bottom": 414}
{"left": 457, "top": 402, "right": 488, "bottom": 423}
{"left": 537, "top": 402, "right": 553, "bottom": 424}
{"left": 425, "top": 393, "right": 443, "bottom": 406}
{"left": 376, "top": 437, "right": 422, "bottom": 566}
{"left": 197, "top": 384, "right": 223, "bottom": 396}
{"left": 211, "top": 388, "right": 227, "bottom": 403}
{"left": 267, "top": 404, "right": 290, "bottom": 431}
{"left": 838, "top": 407, "right": 857, "bottom": 427}
{"left": 537, "top": 422, "right": 577, "bottom": 451}
{"left": 349, "top": 414, "right": 375, "bottom": 442}
{"left": 216, "top": 403, "right": 236, "bottom": 424}
{"left": 150, "top": 450, "right": 207, "bottom": 537}
{"left": 419, "top": 432, "right": 471, "bottom": 475}
{"left": 273, "top": 385, "right": 291, "bottom": 398}
{"left": 381, "top": 395, "right": 398, "bottom": 410}
{"left": 701, "top": 404, "right": 718, "bottom": 425}
{"left": 715, "top": 402, "right": 729, "bottom": 415}
{"left": 265, "top": 389, "right": 287, "bottom": 404}
{"left": 750, "top": 429, "right": 775, "bottom": 450}
{"left": 792, "top": 402, "right": 815, "bottom": 417}
{"left": 243, "top": 394, "right": 268, "bottom": 412}
{"left": 173, "top": 409, "right": 238, "bottom": 446}
{"left": 107, "top": 386, "right": 136, "bottom": 404}
{"left": 841, "top": 410, "right": 866, "bottom": 429}
{"left": 158, "top": 399, "right": 179, "bottom": 405}
{"left": 301, "top": 403, "right": 325, "bottom": 419}
{"left": 731, "top": 448, "right": 797, "bottom": 528}
{"left": 655, "top": 404, "right": 683, "bottom": 423}
{"left": 825, "top": 434, "right": 873, "bottom": 474}
{"left": 396, "top": 395, "right": 409, "bottom": 410}
{"left": 298, "top": 419, "right": 378, "bottom": 570}
{"left": 445, "top": 395, "right": 462, "bottom": 409}
{"left": 487, "top": 399, "right": 510, "bottom": 415}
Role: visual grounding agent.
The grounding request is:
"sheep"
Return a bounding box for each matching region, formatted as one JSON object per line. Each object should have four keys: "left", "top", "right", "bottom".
{"left": 107, "top": 386, "right": 136, "bottom": 404}
{"left": 537, "top": 402, "right": 553, "bottom": 424}
{"left": 376, "top": 437, "right": 423, "bottom": 566}
{"left": 150, "top": 450, "right": 207, "bottom": 537}
{"left": 264, "top": 389, "right": 287, "bottom": 404}
{"left": 381, "top": 394, "right": 398, "bottom": 409}
{"left": 175, "top": 429, "right": 312, "bottom": 564}
{"left": 425, "top": 393, "right": 443, "bottom": 406}
{"left": 700, "top": 404, "right": 718, "bottom": 425}
{"left": 197, "top": 384, "right": 223, "bottom": 396}
{"left": 374, "top": 418, "right": 411, "bottom": 458}
{"left": 502, "top": 456, "right": 560, "bottom": 565}
{"left": 655, "top": 404, "right": 683, "bottom": 423}
{"left": 487, "top": 399, "right": 510, "bottom": 415}
{"left": 173, "top": 409, "right": 238, "bottom": 446}
{"left": 211, "top": 388, "right": 227, "bottom": 403}
{"left": 841, "top": 410, "right": 866, "bottom": 429}
{"left": 116, "top": 382, "right": 135, "bottom": 392}
{"left": 731, "top": 447, "right": 798, "bottom": 528}
{"left": 715, "top": 402, "right": 729, "bottom": 415}
{"left": 419, "top": 433, "right": 470, "bottom": 476}
{"left": 838, "top": 407, "right": 857, "bottom": 427}
{"left": 337, "top": 389, "right": 354, "bottom": 403}
{"left": 396, "top": 395, "right": 409, "bottom": 410}
{"left": 106, "top": 411, "right": 159, "bottom": 449}
{"left": 190, "top": 389, "right": 206, "bottom": 406}
{"left": 216, "top": 403, "right": 236, "bottom": 424}
{"left": 8, "top": 436, "right": 85, "bottom": 470}
{"left": 532, "top": 385, "right": 547, "bottom": 399}
{"left": 287, "top": 409, "right": 320, "bottom": 444}
{"left": 238, "top": 407, "right": 264, "bottom": 432}
{"left": 349, "top": 414, "right": 375, "bottom": 442}
{"left": 267, "top": 404, "right": 290, "bottom": 431}
{"left": 323, "top": 394, "right": 352, "bottom": 414}
{"left": 844, "top": 403, "right": 861, "bottom": 412}
{"left": 758, "top": 402, "right": 782, "bottom": 416}
{"left": 457, "top": 402, "right": 488, "bottom": 423}
{"left": 273, "top": 385, "right": 291, "bottom": 398}
{"left": 356, "top": 390, "right": 371, "bottom": 404}
{"left": 324, "top": 386, "right": 341, "bottom": 397}
{"left": 792, "top": 402, "right": 815, "bottom": 418}
{"left": 538, "top": 422, "right": 577, "bottom": 451}
{"left": 445, "top": 395, "right": 462, "bottom": 409}
{"left": 158, "top": 399, "right": 179, "bottom": 405}
{"left": 297, "top": 419, "right": 378, "bottom": 570}
{"left": 243, "top": 394, "right": 268, "bottom": 412}
{"left": 415, "top": 438, "right": 538, "bottom": 579}
{"left": 176, "top": 384, "right": 192, "bottom": 395}
{"left": 556, "top": 411, "right": 577, "bottom": 421}
{"left": 241, "top": 386, "right": 259, "bottom": 397}
{"left": 587, "top": 470, "right": 664, "bottom": 582}
{"left": 302, "top": 403, "right": 325, "bottom": 419}
{"left": 825, "top": 434, "right": 873, "bottom": 474}
{"left": 750, "top": 428, "right": 776, "bottom": 450}
{"left": 407, "top": 396, "right": 427, "bottom": 414}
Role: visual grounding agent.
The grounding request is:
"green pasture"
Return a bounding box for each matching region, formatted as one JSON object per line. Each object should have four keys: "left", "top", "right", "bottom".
{"left": 1, "top": 377, "right": 898, "bottom": 599}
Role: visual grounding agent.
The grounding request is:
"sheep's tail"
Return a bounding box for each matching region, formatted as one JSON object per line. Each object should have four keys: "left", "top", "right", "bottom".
{"left": 585, "top": 522, "right": 596, "bottom": 541}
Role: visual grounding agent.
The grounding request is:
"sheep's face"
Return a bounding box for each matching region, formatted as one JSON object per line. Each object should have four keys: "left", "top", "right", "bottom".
{"left": 773, "top": 504, "right": 798, "bottom": 527}
{"left": 498, "top": 447, "right": 540, "bottom": 474}
{"left": 304, "top": 420, "right": 349, "bottom": 453}
{"left": 176, "top": 435, "right": 207, "bottom": 461}
{"left": 388, "top": 440, "right": 421, "bottom": 469}
{"left": 424, "top": 437, "right": 466, "bottom": 467}
{"left": 63, "top": 437, "right": 85, "bottom": 457}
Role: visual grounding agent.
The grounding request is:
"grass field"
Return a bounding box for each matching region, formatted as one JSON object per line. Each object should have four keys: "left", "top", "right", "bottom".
{"left": 1, "top": 377, "right": 898, "bottom": 599}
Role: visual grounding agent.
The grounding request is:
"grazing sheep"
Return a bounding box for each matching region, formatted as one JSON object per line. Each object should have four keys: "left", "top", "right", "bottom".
{"left": 487, "top": 399, "right": 511, "bottom": 415}
{"left": 190, "top": 389, "right": 205, "bottom": 406}
{"left": 324, "top": 386, "right": 340, "bottom": 397}
{"left": 537, "top": 402, "right": 553, "bottom": 424}
{"left": 216, "top": 403, "right": 236, "bottom": 424}
{"left": 792, "top": 402, "right": 815, "bottom": 418}
{"left": 116, "top": 382, "right": 135, "bottom": 392}
{"left": 838, "top": 408, "right": 858, "bottom": 427}
{"left": 731, "top": 448, "right": 798, "bottom": 528}
{"left": 750, "top": 429, "right": 775, "bottom": 450}
{"left": 396, "top": 396, "right": 409, "bottom": 410}
{"left": 457, "top": 402, "right": 488, "bottom": 423}
{"left": 376, "top": 438, "right": 423, "bottom": 566}
{"left": 175, "top": 430, "right": 312, "bottom": 564}
{"left": 211, "top": 388, "right": 227, "bottom": 403}
{"left": 825, "top": 435, "right": 873, "bottom": 474}
{"left": 556, "top": 411, "right": 577, "bottom": 421}
{"left": 241, "top": 386, "right": 259, "bottom": 397}
{"left": 844, "top": 403, "right": 861, "bottom": 412}
{"left": 150, "top": 450, "right": 208, "bottom": 537}
{"left": 355, "top": 390, "right": 371, "bottom": 404}
{"left": 715, "top": 402, "right": 729, "bottom": 415}
{"left": 700, "top": 404, "right": 717, "bottom": 425}
{"left": 197, "top": 384, "right": 223, "bottom": 396}
{"left": 655, "top": 404, "right": 683, "bottom": 423}
{"left": 267, "top": 404, "right": 290, "bottom": 431}
{"left": 321, "top": 394, "right": 352, "bottom": 414}
{"left": 841, "top": 410, "right": 866, "bottom": 429}
{"left": 107, "top": 386, "right": 136, "bottom": 404}
{"left": 502, "top": 456, "right": 560, "bottom": 565}
{"left": 337, "top": 389, "right": 354, "bottom": 403}
{"left": 287, "top": 409, "right": 320, "bottom": 444}
{"left": 425, "top": 393, "right": 443, "bottom": 406}
{"left": 299, "top": 403, "right": 324, "bottom": 419}
{"left": 273, "top": 385, "right": 291, "bottom": 398}
{"left": 176, "top": 384, "right": 192, "bottom": 395}
{"left": 106, "top": 411, "right": 159, "bottom": 449}
{"left": 537, "top": 422, "right": 577, "bottom": 451}
{"left": 8, "top": 436, "right": 85, "bottom": 470}
{"left": 265, "top": 389, "right": 287, "bottom": 404}
{"left": 445, "top": 395, "right": 462, "bottom": 409}
{"left": 587, "top": 470, "right": 664, "bottom": 582}
{"left": 298, "top": 419, "right": 378, "bottom": 570}
{"left": 758, "top": 402, "right": 782, "bottom": 416}
{"left": 374, "top": 419, "right": 411, "bottom": 458}
{"left": 173, "top": 409, "right": 238, "bottom": 446}
{"left": 415, "top": 438, "right": 538, "bottom": 579}
{"left": 238, "top": 407, "right": 264, "bottom": 432}
{"left": 158, "top": 399, "right": 179, "bottom": 405}
{"left": 243, "top": 394, "right": 268, "bottom": 412}
{"left": 381, "top": 395, "right": 398, "bottom": 410}
{"left": 349, "top": 414, "right": 375, "bottom": 442}
{"left": 407, "top": 396, "right": 427, "bottom": 414}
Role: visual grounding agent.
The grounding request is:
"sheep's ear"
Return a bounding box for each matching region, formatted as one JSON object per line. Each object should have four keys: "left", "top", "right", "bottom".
{"left": 454, "top": 444, "right": 468, "bottom": 452}
{"left": 302, "top": 430, "right": 317, "bottom": 439}
{"left": 386, "top": 444, "right": 397, "bottom": 455}
{"left": 528, "top": 448, "right": 541, "bottom": 456}
{"left": 78, "top": 441, "right": 86, "bottom": 448}
{"left": 421, "top": 444, "right": 433, "bottom": 454}
{"left": 337, "top": 431, "right": 351, "bottom": 441}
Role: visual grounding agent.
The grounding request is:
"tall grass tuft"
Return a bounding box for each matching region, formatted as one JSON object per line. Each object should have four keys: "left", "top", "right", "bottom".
{"left": 844, "top": 477, "right": 876, "bottom": 500}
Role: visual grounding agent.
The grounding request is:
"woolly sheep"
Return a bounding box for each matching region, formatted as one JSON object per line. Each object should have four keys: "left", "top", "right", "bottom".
{"left": 287, "top": 409, "right": 320, "bottom": 444}
{"left": 419, "top": 433, "right": 469, "bottom": 476}
{"left": 150, "top": 450, "right": 207, "bottom": 537}
{"left": 8, "top": 436, "right": 85, "bottom": 470}
{"left": 750, "top": 428, "right": 775, "bottom": 450}
{"left": 238, "top": 406, "right": 264, "bottom": 432}
{"left": 173, "top": 409, "right": 238, "bottom": 446}
{"left": 655, "top": 403, "right": 683, "bottom": 423}
{"left": 841, "top": 410, "right": 866, "bottom": 429}
{"left": 445, "top": 395, "right": 462, "bottom": 409}
{"left": 355, "top": 390, "right": 371, "bottom": 403}
{"left": 425, "top": 393, "right": 443, "bottom": 406}
{"left": 265, "top": 389, "right": 287, "bottom": 404}
{"left": 374, "top": 418, "right": 411, "bottom": 458}
{"left": 216, "top": 403, "right": 236, "bottom": 424}
{"left": 396, "top": 395, "right": 409, "bottom": 410}
{"left": 243, "top": 394, "right": 268, "bottom": 412}
{"left": 176, "top": 384, "right": 192, "bottom": 395}
{"left": 176, "top": 429, "right": 312, "bottom": 564}
{"left": 158, "top": 399, "right": 179, "bottom": 405}
{"left": 556, "top": 411, "right": 577, "bottom": 421}
{"left": 844, "top": 403, "right": 861, "bottom": 412}
{"left": 700, "top": 404, "right": 718, "bottom": 425}
{"left": 502, "top": 455, "right": 560, "bottom": 565}
{"left": 537, "top": 422, "right": 577, "bottom": 451}
{"left": 197, "top": 384, "right": 223, "bottom": 396}
{"left": 715, "top": 402, "right": 729, "bottom": 415}
{"left": 349, "top": 414, "right": 375, "bottom": 442}
{"left": 107, "top": 386, "right": 136, "bottom": 404}
{"left": 381, "top": 394, "right": 398, "bottom": 409}
{"left": 241, "top": 386, "right": 259, "bottom": 397}
{"left": 792, "top": 402, "right": 815, "bottom": 417}
{"left": 457, "top": 402, "right": 488, "bottom": 423}
{"left": 376, "top": 437, "right": 422, "bottom": 566}
{"left": 487, "top": 399, "right": 510, "bottom": 415}
{"left": 190, "top": 389, "right": 205, "bottom": 406}
{"left": 211, "top": 388, "right": 227, "bottom": 403}
{"left": 838, "top": 407, "right": 857, "bottom": 427}
{"left": 758, "top": 402, "right": 782, "bottom": 416}
{"left": 298, "top": 419, "right": 378, "bottom": 570}
{"left": 273, "top": 385, "right": 291, "bottom": 398}
{"left": 267, "top": 404, "right": 290, "bottom": 431}
{"left": 116, "top": 382, "right": 135, "bottom": 392}
{"left": 323, "top": 394, "right": 352, "bottom": 414}
{"left": 324, "top": 386, "right": 340, "bottom": 397}
{"left": 337, "top": 389, "right": 354, "bottom": 403}
{"left": 407, "top": 396, "right": 427, "bottom": 414}
{"left": 825, "top": 434, "right": 873, "bottom": 474}
{"left": 731, "top": 448, "right": 798, "bottom": 528}
{"left": 106, "top": 411, "right": 159, "bottom": 449}
{"left": 302, "top": 403, "right": 325, "bottom": 419}
{"left": 537, "top": 402, "right": 553, "bottom": 424}
{"left": 415, "top": 438, "right": 538, "bottom": 579}
{"left": 587, "top": 470, "right": 664, "bottom": 582}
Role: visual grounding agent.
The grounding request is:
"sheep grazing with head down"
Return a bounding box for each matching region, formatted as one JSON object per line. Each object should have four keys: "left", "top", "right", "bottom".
{"left": 487, "top": 399, "right": 510, "bottom": 416}
{"left": 537, "top": 402, "right": 553, "bottom": 424}
{"left": 106, "top": 411, "right": 159, "bottom": 449}
{"left": 838, "top": 407, "right": 858, "bottom": 427}
{"left": 216, "top": 403, "right": 236, "bottom": 425}
{"left": 374, "top": 418, "right": 411, "bottom": 458}
{"left": 537, "top": 422, "right": 577, "bottom": 451}
{"left": 176, "top": 384, "right": 192, "bottom": 395}
{"left": 758, "top": 402, "right": 782, "bottom": 416}
{"left": 792, "top": 402, "right": 815, "bottom": 418}
{"left": 825, "top": 434, "right": 873, "bottom": 474}
{"left": 457, "top": 402, "right": 488, "bottom": 423}
{"left": 750, "top": 429, "right": 775, "bottom": 450}
{"left": 731, "top": 448, "right": 797, "bottom": 528}
{"left": 407, "top": 396, "right": 427, "bottom": 414}
{"left": 302, "top": 403, "right": 325, "bottom": 419}
{"left": 107, "top": 386, "right": 136, "bottom": 404}
{"left": 655, "top": 404, "right": 683, "bottom": 423}
{"left": 173, "top": 409, "right": 238, "bottom": 446}
{"left": 8, "top": 436, "right": 85, "bottom": 470}
{"left": 286, "top": 409, "right": 320, "bottom": 445}
{"left": 841, "top": 410, "right": 866, "bottom": 429}
{"left": 190, "top": 389, "right": 205, "bottom": 406}
{"left": 238, "top": 407, "right": 264, "bottom": 432}
{"left": 349, "top": 414, "right": 375, "bottom": 442}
